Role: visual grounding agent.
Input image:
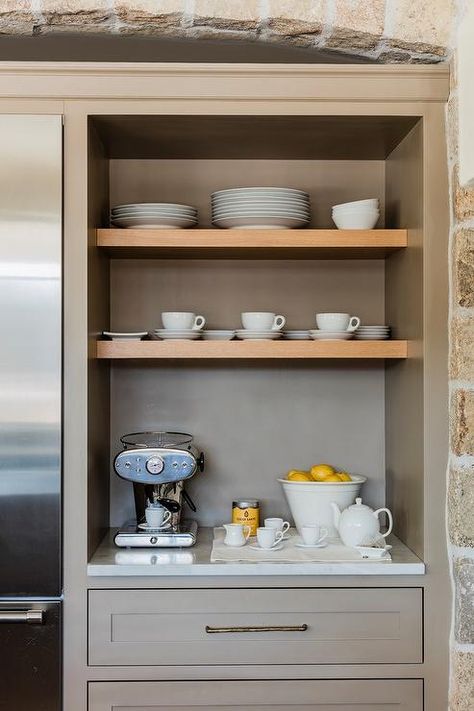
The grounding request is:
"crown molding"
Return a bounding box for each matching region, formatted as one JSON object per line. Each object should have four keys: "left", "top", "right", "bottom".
{"left": 0, "top": 61, "right": 450, "bottom": 102}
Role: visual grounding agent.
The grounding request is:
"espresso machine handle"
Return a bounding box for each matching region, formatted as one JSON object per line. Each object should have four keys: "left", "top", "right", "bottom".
{"left": 182, "top": 490, "right": 197, "bottom": 512}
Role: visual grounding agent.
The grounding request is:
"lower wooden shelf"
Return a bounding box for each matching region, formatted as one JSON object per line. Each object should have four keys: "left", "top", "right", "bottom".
{"left": 96, "top": 340, "right": 408, "bottom": 360}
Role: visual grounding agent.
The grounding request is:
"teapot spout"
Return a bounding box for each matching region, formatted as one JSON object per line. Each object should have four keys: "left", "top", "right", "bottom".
{"left": 331, "top": 502, "right": 341, "bottom": 530}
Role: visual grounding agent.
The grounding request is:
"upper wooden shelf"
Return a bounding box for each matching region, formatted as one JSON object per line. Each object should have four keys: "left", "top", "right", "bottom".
{"left": 96, "top": 340, "right": 408, "bottom": 360}
{"left": 96, "top": 228, "right": 407, "bottom": 259}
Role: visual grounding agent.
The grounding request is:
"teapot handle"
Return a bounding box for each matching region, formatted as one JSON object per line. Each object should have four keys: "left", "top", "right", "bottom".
{"left": 373, "top": 507, "right": 393, "bottom": 538}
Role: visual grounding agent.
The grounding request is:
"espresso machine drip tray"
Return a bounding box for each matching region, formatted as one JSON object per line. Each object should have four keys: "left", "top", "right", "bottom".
{"left": 115, "top": 519, "right": 198, "bottom": 548}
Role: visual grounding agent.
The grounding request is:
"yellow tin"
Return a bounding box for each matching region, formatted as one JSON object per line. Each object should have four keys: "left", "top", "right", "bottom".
{"left": 232, "top": 499, "right": 260, "bottom": 536}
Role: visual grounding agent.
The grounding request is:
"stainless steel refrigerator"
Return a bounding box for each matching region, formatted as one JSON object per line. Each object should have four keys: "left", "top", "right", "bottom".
{"left": 0, "top": 115, "right": 62, "bottom": 709}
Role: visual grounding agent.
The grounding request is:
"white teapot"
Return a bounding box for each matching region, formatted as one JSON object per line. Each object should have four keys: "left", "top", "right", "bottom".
{"left": 331, "top": 497, "right": 393, "bottom": 548}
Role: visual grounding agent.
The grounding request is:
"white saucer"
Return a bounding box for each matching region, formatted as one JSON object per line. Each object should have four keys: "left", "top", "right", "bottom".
{"left": 250, "top": 543, "right": 284, "bottom": 551}
{"left": 295, "top": 541, "right": 328, "bottom": 549}
{"left": 138, "top": 522, "right": 172, "bottom": 531}
{"left": 153, "top": 330, "right": 202, "bottom": 340}
{"left": 236, "top": 330, "right": 283, "bottom": 340}
{"left": 103, "top": 331, "right": 148, "bottom": 340}
{"left": 309, "top": 331, "right": 354, "bottom": 340}
{"left": 283, "top": 331, "right": 310, "bottom": 340}
{"left": 202, "top": 330, "right": 235, "bottom": 340}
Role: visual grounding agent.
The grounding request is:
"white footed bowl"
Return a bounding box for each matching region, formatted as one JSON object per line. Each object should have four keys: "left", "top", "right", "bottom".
{"left": 279, "top": 476, "right": 366, "bottom": 535}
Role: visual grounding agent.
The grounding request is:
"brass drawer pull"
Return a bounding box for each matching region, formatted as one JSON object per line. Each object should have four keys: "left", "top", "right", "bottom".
{"left": 205, "top": 624, "right": 308, "bottom": 634}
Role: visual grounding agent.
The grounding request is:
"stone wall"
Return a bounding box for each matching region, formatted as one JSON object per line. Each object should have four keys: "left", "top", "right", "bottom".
{"left": 0, "top": 0, "right": 457, "bottom": 63}
{"left": 447, "top": 52, "right": 474, "bottom": 711}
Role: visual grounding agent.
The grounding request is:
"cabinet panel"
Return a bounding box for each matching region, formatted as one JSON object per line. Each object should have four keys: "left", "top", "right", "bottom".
{"left": 89, "top": 587, "right": 422, "bottom": 666}
{"left": 89, "top": 679, "right": 423, "bottom": 710}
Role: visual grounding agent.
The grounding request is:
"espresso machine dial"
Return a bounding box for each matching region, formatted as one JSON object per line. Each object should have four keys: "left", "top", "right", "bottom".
{"left": 146, "top": 455, "right": 164, "bottom": 475}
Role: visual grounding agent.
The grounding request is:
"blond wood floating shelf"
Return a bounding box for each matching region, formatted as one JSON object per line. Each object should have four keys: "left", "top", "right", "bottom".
{"left": 96, "top": 228, "right": 407, "bottom": 259}
{"left": 96, "top": 340, "right": 408, "bottom": 360}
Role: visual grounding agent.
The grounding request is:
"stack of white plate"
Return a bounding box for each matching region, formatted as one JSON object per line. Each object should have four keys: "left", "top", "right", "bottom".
{"left": 211, "top": 187, "right": 311, "bottom": 229}
{"left": 202, "top": 330, "right": 235, "bottom": 340}
{"left": 111, "top": 203, "right": 198, "bottom": 229}
{"left": 152, "top": 329, "right": 202, "bottom": 341}
{"left": 354, "top": 325, "right": 391, "bottom": 340}
{"left": 309, "top": 330, "right": 354, "bottom": 341}
{"left": 283, "top": 330, "right": 311, "bottom": 340}
{"left": 332, "top": 198, "right": 379, "bottom": 230}
{"left": 235, "top": 329, "right": 283, "bottom": 340}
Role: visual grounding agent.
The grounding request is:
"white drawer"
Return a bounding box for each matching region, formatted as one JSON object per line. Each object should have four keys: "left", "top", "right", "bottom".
{"left": 88, "top": 587, "right": 422, "bottom": 666}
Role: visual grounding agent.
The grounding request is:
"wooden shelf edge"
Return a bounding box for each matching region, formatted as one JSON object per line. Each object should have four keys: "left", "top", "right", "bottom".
{"left": 96, "top": 228, "right": 407, "bottom": 251}
{"left": 96, "top": 340, "right": 408, "bottom": 360}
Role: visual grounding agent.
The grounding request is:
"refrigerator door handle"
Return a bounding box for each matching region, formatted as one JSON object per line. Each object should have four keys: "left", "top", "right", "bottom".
{"left": 0, "top": 610, "right": 44, "bottom": 624}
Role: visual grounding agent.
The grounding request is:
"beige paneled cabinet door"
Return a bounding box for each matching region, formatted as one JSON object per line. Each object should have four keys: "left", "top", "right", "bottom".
{"left": 89, "top": 679, "right": 423, "bottom": 710}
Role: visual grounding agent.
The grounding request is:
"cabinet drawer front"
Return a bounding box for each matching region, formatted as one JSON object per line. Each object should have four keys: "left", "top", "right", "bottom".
{"left": 89, "top": 588, "right": 422, "bottom": 666}
{"left": 89, "top": 679, "right": 423, "bottom": 710}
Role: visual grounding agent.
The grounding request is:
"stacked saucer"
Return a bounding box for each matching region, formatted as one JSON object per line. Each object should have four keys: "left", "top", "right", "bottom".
{"left": 236, "top": 330, "right": 283, "bottom": 340}
{"left": 211, "top": 187, "right": 311, "bottom": 229}
{"left": 111, "top": 203, "right": 198, "bottom": 229}
{"left": 283, "top": 330, "right": 310, "bottom": 340}
{"left": 354, "top": 325, "right": 391, "bottom": 340}
{"left": 102, "top": 331, "right": 148, "bottom": 341}
{"left": 152, "top": 329, "right": 202, "bottom": 340}
{"left": 309, "top": 330, "right": 354, "bottom": 341}
{"left": 202, "top": 330, "right": 235, "bottom": 340}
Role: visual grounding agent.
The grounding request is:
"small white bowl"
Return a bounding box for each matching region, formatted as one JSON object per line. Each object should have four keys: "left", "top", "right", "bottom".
{"left": 332, "top": 198, "right": 379, "bottom": 211}
{"left": 332, "top": 210, "right": 380, "bottom": 230}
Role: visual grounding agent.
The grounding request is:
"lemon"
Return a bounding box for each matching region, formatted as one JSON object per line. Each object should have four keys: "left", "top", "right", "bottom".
{"left": 337, "top": 472, "right": 352, "bottom": 482}
{"left": 287, "top": 470, "right": 311, "bottom": 482}
{"left": 310, "top": 463, "right": 335, "bottom": 482}
{"left": 325, "top": 473, "right": 343, "bottom": 482}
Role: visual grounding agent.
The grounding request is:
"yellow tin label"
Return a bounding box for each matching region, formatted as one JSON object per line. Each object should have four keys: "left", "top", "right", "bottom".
{"left": 232, "top": 505, "right": 259, "bottom": 536}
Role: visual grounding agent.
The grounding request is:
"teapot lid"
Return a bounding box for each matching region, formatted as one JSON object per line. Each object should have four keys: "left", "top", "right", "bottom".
{"left": 348, "top": 497, "right": 371, "bottom": 510}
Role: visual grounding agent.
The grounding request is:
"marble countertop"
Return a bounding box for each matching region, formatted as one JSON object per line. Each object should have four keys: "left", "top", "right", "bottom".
{"left": 88, "top": 527, "right": 425, "bottom": 577}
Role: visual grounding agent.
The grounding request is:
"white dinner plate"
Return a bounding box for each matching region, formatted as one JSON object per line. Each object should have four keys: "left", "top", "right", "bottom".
{"left": 202, "top": 330, "right": 235, "bottom": 340}
{"left": 111, "top": 216, "right": 198, "bottom": 229}
{"left": 249, "top": 543, "right": 284, "bottom": 552}
{"left": 309, "top": 331, "right": 354, "bottom": 340}
{"left": 295, "top": 541, "right": 328, "bottom": 549}
{"left": 211, "top": 193, "right": 309, "bottom": 205}
{"left": 112, "top": 210, "right": 197, "bottom": 218}
{"left": 213, "top": 215, "right": 309, "bottom": 229}
{"left": 102, "top": 331, "right": 148, "bottom": 340}
{"left": 212, "top": 208, "right": 310, "bottom": 219}
{"left": 112, "top": 203, "right": 196, "bottom": 212}
{"left": 212, "top": 187, "right": 308, "bottom": 197}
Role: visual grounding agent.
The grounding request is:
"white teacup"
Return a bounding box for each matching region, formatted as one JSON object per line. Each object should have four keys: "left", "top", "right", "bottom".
{"left": 256, "top": 526, "right": 284, "bottom": 549}
{"left": 264, "top": 518, "right": 290, "bottom": 536}
{"left": 145, "top": 505, "right": 172, "bottom": 529}
{"left": 161, "top": 312, "right": 206, "bottom": 331}
{"left": 300, "top": 525, "right": 328, "bottom": 546}
{"left": 241, "top": 312, "right": 286, "bottom": 331}
{"left": 316, "top": 313, "right": 360, "bottom": 332}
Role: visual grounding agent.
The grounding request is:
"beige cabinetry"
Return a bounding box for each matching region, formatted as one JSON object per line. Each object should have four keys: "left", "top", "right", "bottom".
{"left": 89, "top": 587, "right": 422, "bottom": 666}
{"left": 0, "top": 63, "right": 449, "bottom": 710}
{"left": 89, "top": 679, "right": 423, "bottom": 711}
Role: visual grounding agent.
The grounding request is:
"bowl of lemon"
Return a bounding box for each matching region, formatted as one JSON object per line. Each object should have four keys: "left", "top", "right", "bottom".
{"left": 278, "top": 464, "right": 366, "bottom": 535}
